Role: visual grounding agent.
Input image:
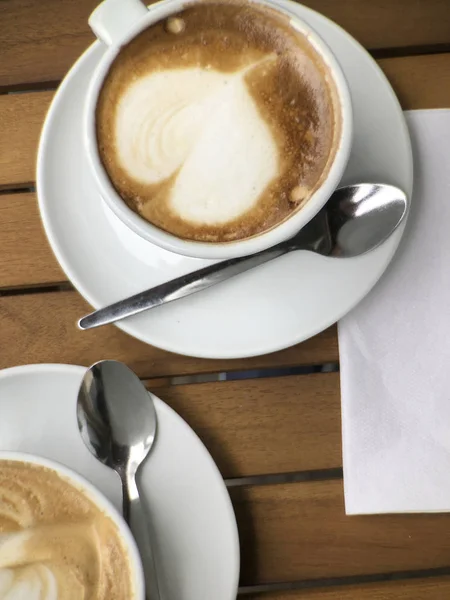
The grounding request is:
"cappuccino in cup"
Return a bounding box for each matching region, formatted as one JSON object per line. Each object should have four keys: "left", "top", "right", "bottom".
{"left": 95, "top": 0, "right": 342, "bottom": 244}
{"left": 0, "top": 458, "right": 140, "bottom": 599}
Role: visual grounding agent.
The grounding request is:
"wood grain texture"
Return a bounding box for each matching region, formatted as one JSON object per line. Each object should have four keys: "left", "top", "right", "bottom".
{"left": 233, "top": 480, "right": 450, "bottom": 585}
{"left": 244, "top": 577, "right": 450, "bottom": 598}
{"left": 0, "top": 91, "right": 52, "bottom": 188}
{"left": 0, "top": 192, "right": 65, "bottom": 286}
{"left": 379, "top": 54, "right": 450, "bottom": 110}
{"left": 153, "top": 372, "right": 341, "bottom": 477}
{"left": 2, "top": 54, "right": 450, "bottom": 189}
{"left": 0, "top": 290, "right": 338, "bottom": 374}
{"left": 0, "top": 0, "right": 98, "bottom": 89}
{"left": 1, "top": 0, "right": 450, "bottom": 88}
{"left": 304, "top": 1, "right": 450, "bottom": 52}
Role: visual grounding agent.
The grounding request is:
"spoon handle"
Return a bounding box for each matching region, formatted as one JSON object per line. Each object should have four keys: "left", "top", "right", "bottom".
{"left": 78, "top": 244, "right": 291, "bottom": 330}
{"left": 123, "top": 474, "right": 161, "bottom": 600}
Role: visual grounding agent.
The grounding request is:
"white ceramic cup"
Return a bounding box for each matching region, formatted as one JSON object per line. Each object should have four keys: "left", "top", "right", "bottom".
{"left": 85, "top": 0, "right": 352, "bottom": 259}
{"left": 0, "top": 451, "right": 145, "bottom": 599}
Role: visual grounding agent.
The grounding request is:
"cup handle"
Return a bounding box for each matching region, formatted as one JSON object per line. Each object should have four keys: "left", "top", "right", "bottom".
{"left": 89, "top": 0, "right": 149, "bottom": 46}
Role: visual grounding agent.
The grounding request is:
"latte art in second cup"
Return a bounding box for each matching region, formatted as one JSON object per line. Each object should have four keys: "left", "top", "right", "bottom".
{"left": 96, "top": 1, "right": 341, "bottom": 242}
{"left": 0, "top": 461, "right": 134, "bottom": 600}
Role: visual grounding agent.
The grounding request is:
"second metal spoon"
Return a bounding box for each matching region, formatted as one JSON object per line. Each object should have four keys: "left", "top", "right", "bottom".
{"left": 77, "top": 360, "right": 161, "bottom": 600}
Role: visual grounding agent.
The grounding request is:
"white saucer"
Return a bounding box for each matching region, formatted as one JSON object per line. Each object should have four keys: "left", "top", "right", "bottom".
{"left": 0, "top": 364, "right": 239, "bottom": 600}
{"left": 37, "top": 1, "right": 413, "bottom": 359}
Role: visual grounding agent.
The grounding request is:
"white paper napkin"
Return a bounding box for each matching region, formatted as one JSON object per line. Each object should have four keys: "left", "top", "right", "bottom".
{"left": 339, "top": 109, "right": 450, "bottom": 515}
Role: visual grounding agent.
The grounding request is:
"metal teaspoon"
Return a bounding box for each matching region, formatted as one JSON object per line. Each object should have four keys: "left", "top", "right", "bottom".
{"left": 79, "top": 183, "right": 408, "bottom": 330}
{"left": 77, "top": 360, "right": 161, "bottom": 600}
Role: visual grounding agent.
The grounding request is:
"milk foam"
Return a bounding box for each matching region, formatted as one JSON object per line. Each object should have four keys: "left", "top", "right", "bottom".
{"left": 0, "top": 565, "right": 57, "bottom": 600}
{"left": 0, "top": 532, "right": 58, "bottom": 600}
{"left": 0, "top": 525, "right": 97, "bottom": 600}
{"left": 114, "top": 60, "right": 279, "bottom": 225}
{"left": 0, "top": 462, "right": 133, "bottom": 600}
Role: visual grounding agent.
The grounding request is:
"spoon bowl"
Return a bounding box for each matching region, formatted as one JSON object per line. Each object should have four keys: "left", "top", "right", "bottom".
{"left": 77, "top": 360, "right": 156, "bottom": 474}
{"left": 326, "top": 183, "right": 408, "bottom": 257}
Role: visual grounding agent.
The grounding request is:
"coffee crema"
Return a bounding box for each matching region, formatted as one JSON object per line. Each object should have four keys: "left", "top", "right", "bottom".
{"left": 96, "top": 0, "right": 341, "bottom": 242}
{"left": 0, "top": 461, "right": 134, "bottom": 600}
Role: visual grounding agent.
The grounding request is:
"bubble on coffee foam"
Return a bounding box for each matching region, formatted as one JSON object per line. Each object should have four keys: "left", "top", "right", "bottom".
{"left": 165, "top": 16, "right": 185, "bottom": 34}
{"left": 289, "top": 184, "right": 310, "bottom": 205}
{"left": 114, "top": 58, "right": 280, "bottom": 225}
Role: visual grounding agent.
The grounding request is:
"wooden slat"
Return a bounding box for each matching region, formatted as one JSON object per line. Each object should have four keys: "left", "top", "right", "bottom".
{"left": 0, "top": 290, "right": 338, "bottom": 374}
{"left": 0, "top": 91, "right": 51, "bottom": 188}
{"left": 245, "top": 577, "right": 450, "bottom": 599}
{"left": 0, "top": 192, "right": 64, "bottom": 287}
{"left": 2, "top": 54, "right": 450, "bottom": 190}
{"left": 0, "top": 0, "right": 98, "bottom": 89}
{"left": 152, "top": 372, "right": 341, "bottom": 478}
{"left": 1, "top": 0, "right": 450, "bottom": 88}
{"left": 379, "top": 54, "right": 450, "bottom": 110}
{"left": 233, "top": 480, "right": 450, "bottom": 585}
{"left": 313, "top": 1, "right": 450, "bottom": 52}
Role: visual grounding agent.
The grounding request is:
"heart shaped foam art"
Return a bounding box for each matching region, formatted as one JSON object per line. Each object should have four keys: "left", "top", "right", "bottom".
{"left": 114, "top": 58, "right": 279, "bottom": 226}
{"left": 0, "top": 461, "right": 133, "bottom": 600}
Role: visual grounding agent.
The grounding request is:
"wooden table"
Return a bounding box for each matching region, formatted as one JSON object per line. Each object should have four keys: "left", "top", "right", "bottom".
{"left": 1, "top": 1, "right": 450, "bottom": 598}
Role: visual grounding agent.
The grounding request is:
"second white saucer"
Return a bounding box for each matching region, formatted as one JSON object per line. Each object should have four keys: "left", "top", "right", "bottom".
{"left": 0, "top": 364, "right": 239, "bottom": 600}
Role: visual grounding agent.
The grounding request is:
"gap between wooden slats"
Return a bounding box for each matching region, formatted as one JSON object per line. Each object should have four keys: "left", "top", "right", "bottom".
{"left": 239, "top": 573, "right": 450, "bottom": 598}
{"left": 0, "top": 287, "right": 339, "bottom": 377}
{"left": 232, "top": 480, "right": 450, "bottom": 585}
{"left": 2, "top": 0, "right": 450, "bottom": 88}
